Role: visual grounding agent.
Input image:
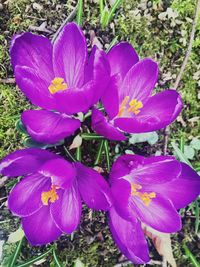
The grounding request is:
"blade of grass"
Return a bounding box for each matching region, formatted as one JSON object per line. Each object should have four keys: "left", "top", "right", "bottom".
{"left": 107, "top": 0, "right": 122, "bottom": 24}
{"left": 101, "top": 8, "right": 109, "bottom": 28}
{"left": 64, "top": 146, "right": 77, "bottom": 162}
{"left": 195, "top": 199, "right": 199, "bottom": 234}
{"left": 76, "top": 0, "right": 83, "bottom": 26}
{"left": 171, "top": 141, "right": 192, "bottom": 167}
{"left": 183, "top": 244, "right": 200, "bottom": 267}
{"left": 100, "top": 0, "right": 104, "bottom": 16}
{"left": 76, "top": 146, "right": 82, "bottom": 161}
{"left": 94, "top": 140, "right": 105, "bottom": 165}
{"left": 104, "top": 140, "right": 110, "bottom": 171}
{"left": 53, "top": 248, "right": 63, "bottom": 267}
{"left": 180, "top": 136, "right": 185, "bottom": 153}
{"left": 81, "top": 133, "right": 104, "bottom": 140}
{"left": 8, "top": 237, "right": 24, "bottom": 267}
{"left": 16, "top": 247, "right": 53, "bottom": 267}
{"left": 106, "top": 36, "right": 118, "bottom": 52}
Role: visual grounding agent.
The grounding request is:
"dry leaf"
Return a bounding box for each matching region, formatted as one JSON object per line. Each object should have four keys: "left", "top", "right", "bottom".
{"left": 8, "top": 227, "right": 24, "bottom": 243}
{"left": 142, "top": 224, "right": 176, "bottom": 267}
{"left": 69, "top": 135, "right": 82, "bottom": 150}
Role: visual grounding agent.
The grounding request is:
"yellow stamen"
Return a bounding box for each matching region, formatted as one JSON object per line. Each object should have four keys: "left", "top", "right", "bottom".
{"left": 118, "top": 96, "right": 143, "bottom": 117}
{"left": 41, "top": 185, "right": 59, "bottom": 206}
{"left": 131, "top": 183, "right": 156, "bottom": 206}
{"left": 128, "top": 99, "right": 143, "bottom": 115}
{"left": 48, "top": 77, "right": 68, "bottom": 94}
{"left": 118, "top": 96, "right": 130, "bottom": 117}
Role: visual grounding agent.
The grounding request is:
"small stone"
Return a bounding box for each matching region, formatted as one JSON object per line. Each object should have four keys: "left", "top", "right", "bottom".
{"left": 0, "top": 3, "right": 3, "bottom": 11}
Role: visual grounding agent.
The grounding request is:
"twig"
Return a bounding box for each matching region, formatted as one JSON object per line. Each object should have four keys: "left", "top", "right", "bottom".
{"left": 51, "top": 5, "right": 78, "bottom": 43}
{"left": 163, "top": 0, "right": 200, "bottom": 154}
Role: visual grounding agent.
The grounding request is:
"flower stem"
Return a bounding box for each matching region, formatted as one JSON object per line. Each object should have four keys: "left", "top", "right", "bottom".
{"left": 75, "top": 146, "right": 82, "bottom": 161}
{"left": 9, "top": 237, "right": 24, "bottom": 267}
{"left": 64, "top": 146, "right": 77, "bottom": 162}
{"left": 81, "top": 133, "right": 104, "bottom": 140}
{"left": 94, "top": 140, "right": 105, "bottom": 165}
{"left": 104, "top": 140, "right": 111, "bottom": 171}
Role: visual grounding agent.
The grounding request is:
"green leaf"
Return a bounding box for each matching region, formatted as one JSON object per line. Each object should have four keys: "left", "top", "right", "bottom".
{"left": 191, "top": 138, "right": 200, "bottom": 150}
{"left": 53, "top": 248, "right": 63, "bottom": 267}
{"left": 129, "top": 132, "right": 158, "bottom": 145}
{"left": 16, "top": 247, "right": 53, "bottom": 267}
{"left": 101, "top": 8, "right": 109, "bottom": 28}
{"left": 183, "top": 244, "right": 200, "bottom": 267}
{"left": 8, "top": 237, "right": 24, "bottom": 267}
{"left": 15, "top": 119, "right": 27, "bottom": 134}
{"left": 23, "top": 137, "right": 64, "bottom": 149}
{"left": 184, "top": 145, "right": 195, "bottom": 160}
{"left": 195, "top": 200, "right": 199, "bottom": 234}
{"left": 76, "top": 0, "right": 83, "bottom": 26}
{"left": 99, "top": 0, "right": 104, "bottom": 17}
{"left": 104, "top": 139, "right": 110, "bottom": 171}
{"left": 171, "top": 142, "right": 192, "bottom": 167}
{"left": 107, "top": 0, "right": 122, "bottom": 24}
{"left": 81, "top": 133, "right": 104, "bottom": 140}
{"left": 74, "top": 259, "right": 85, "bottom": 267}
{"left": 8, "top": 227, "right": 24, "bottom": 243}
{"left": 94, "top": 140, "right": 105, "bottom": 165}
{"left": 106, "top": 36, "right": 118, "bottom": 52}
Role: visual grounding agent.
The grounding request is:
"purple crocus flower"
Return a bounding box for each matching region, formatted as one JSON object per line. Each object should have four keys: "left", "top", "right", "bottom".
{"left": 92, "top": 42, "right": 183, "bottom": 140}
{"left": 0, "top": 148, "right": 112, "bottom": 245}
{"left": 108, "top": 154, "right": 200, "bottom": 263}
{"left": 11, "top": 22, "right": 109, "bottom": 144}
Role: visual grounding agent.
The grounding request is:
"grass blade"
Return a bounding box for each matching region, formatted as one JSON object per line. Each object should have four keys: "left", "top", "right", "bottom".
{"left": 76, "top": 0, "right": 83, "bottom": 26}
{"left": 183, "top": 244, "right": 200, "bottom": 267}
{"left": 81, "top": 133, "right": 104, "bottom": 140}
{"left": 64, "top": 146, "right": 77, "bottom": 162}
{"left": 107, "top": 0, "right": 122, "bottom": 24}
{"left": 104, "top": 140, "right": 110, "bottom": 171}
{"left": 195, "top": 199, "right": 199, "bottom": 234}
{"left": 53, "top": 248, "right": 63, "bottom": 267}
{"left": 95, "top": 140, "right": 105, "bottom": 165}
{"left": 100, "top": 0, "right": 104, "bottom": 16}
{"left": 16, "top": 247, "right": 53, "bottom": 267}
{"left": 106, "top": 36, "right": 118, "bottom": 52}
{"left": 171, "top": 141, "right": 192, "bottom": 167}
{"left": 8, "top": 237, "right": 24, "bottom": 267}
{"left": 76, "top": 146, "right": 82, "bottom": 161}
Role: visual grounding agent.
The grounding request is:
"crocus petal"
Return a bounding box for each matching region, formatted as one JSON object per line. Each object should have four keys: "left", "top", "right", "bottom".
{"left": 75, "top": 162, "right": 112, "bottom": 211}
{"left": 50, "top": 183, "right": 81, "bottom": 233}
{"left": 132, "top": 156, "right": 181, "bottom": 185}
{"left": 114, "top": 90, "right": 183, "bottom": 133}
{"left": 53, "top": 81, "right": 97, "bottom": 115}
{"left": 120, "top": 58, "right": 158, "bottom": 102}
{"left": 53, "top": 22, "right": 87, "bottom": 88}
{"left": 91, "top": 108, "right": 126, "bottom": 141}
{"left": 101, "top": 74, "right": 119, "bottom": 120}
{"left": 130, "top": 193, "right": 182, "bottom": 233}
{"left": 15, "top": 66, "right": 55, "bottom": 110}
{"left": 110, "top": 154, "right": 144, "bottom": 183}
{"left": 109, "top": 206, "right": 149, "bottom": 264}
{"left": 22, "top": 110, "right": 80, "bottom": 144}
{"left": 22, "top": 205, "right": 62, "bottom": 246}
{"left": 0, "top": 148, "right": 58, "bottom": 177}
{"left": 39, "top": 158, "right": 76, "bottom": 189}
{"left": 149, "top": 163, "right": 200, "bottom": 209}
{"left": 8, "top": 173, "right": 51, "bottom": 217}
{"left": 111, "top": 179, "right": 131, "bottom": 220}
{"left": 10, "top": 32, "right": 54, "bottom": 81}
{"left": 108, "top": 42, "right": 139, "bottom": 80}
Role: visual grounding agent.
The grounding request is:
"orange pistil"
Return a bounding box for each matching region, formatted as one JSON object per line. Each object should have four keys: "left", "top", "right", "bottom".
{"left": 118, "top": 96, "right": 143, "bottom": 117}
{"left": 41, "top": 185, "right": 59, "bottom": 206}
{"left": 48, "top": 77, "right": 68, "bottom": 94}
{"left": 131, "top": 183, "right": 156, "bottom": 206}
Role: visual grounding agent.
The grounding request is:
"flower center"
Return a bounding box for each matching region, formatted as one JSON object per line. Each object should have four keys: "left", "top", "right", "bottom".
{"left": 118, "top": 96, "right": 143, "bottom": 117}
{"left": 131, "top": 183, "right": 156, "bottom": 206}
{"left": 41, "top": 185, "right": 59, "bottom": 205}
{"left": 48, "top": 77, "right": 68, "bottom": 94}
